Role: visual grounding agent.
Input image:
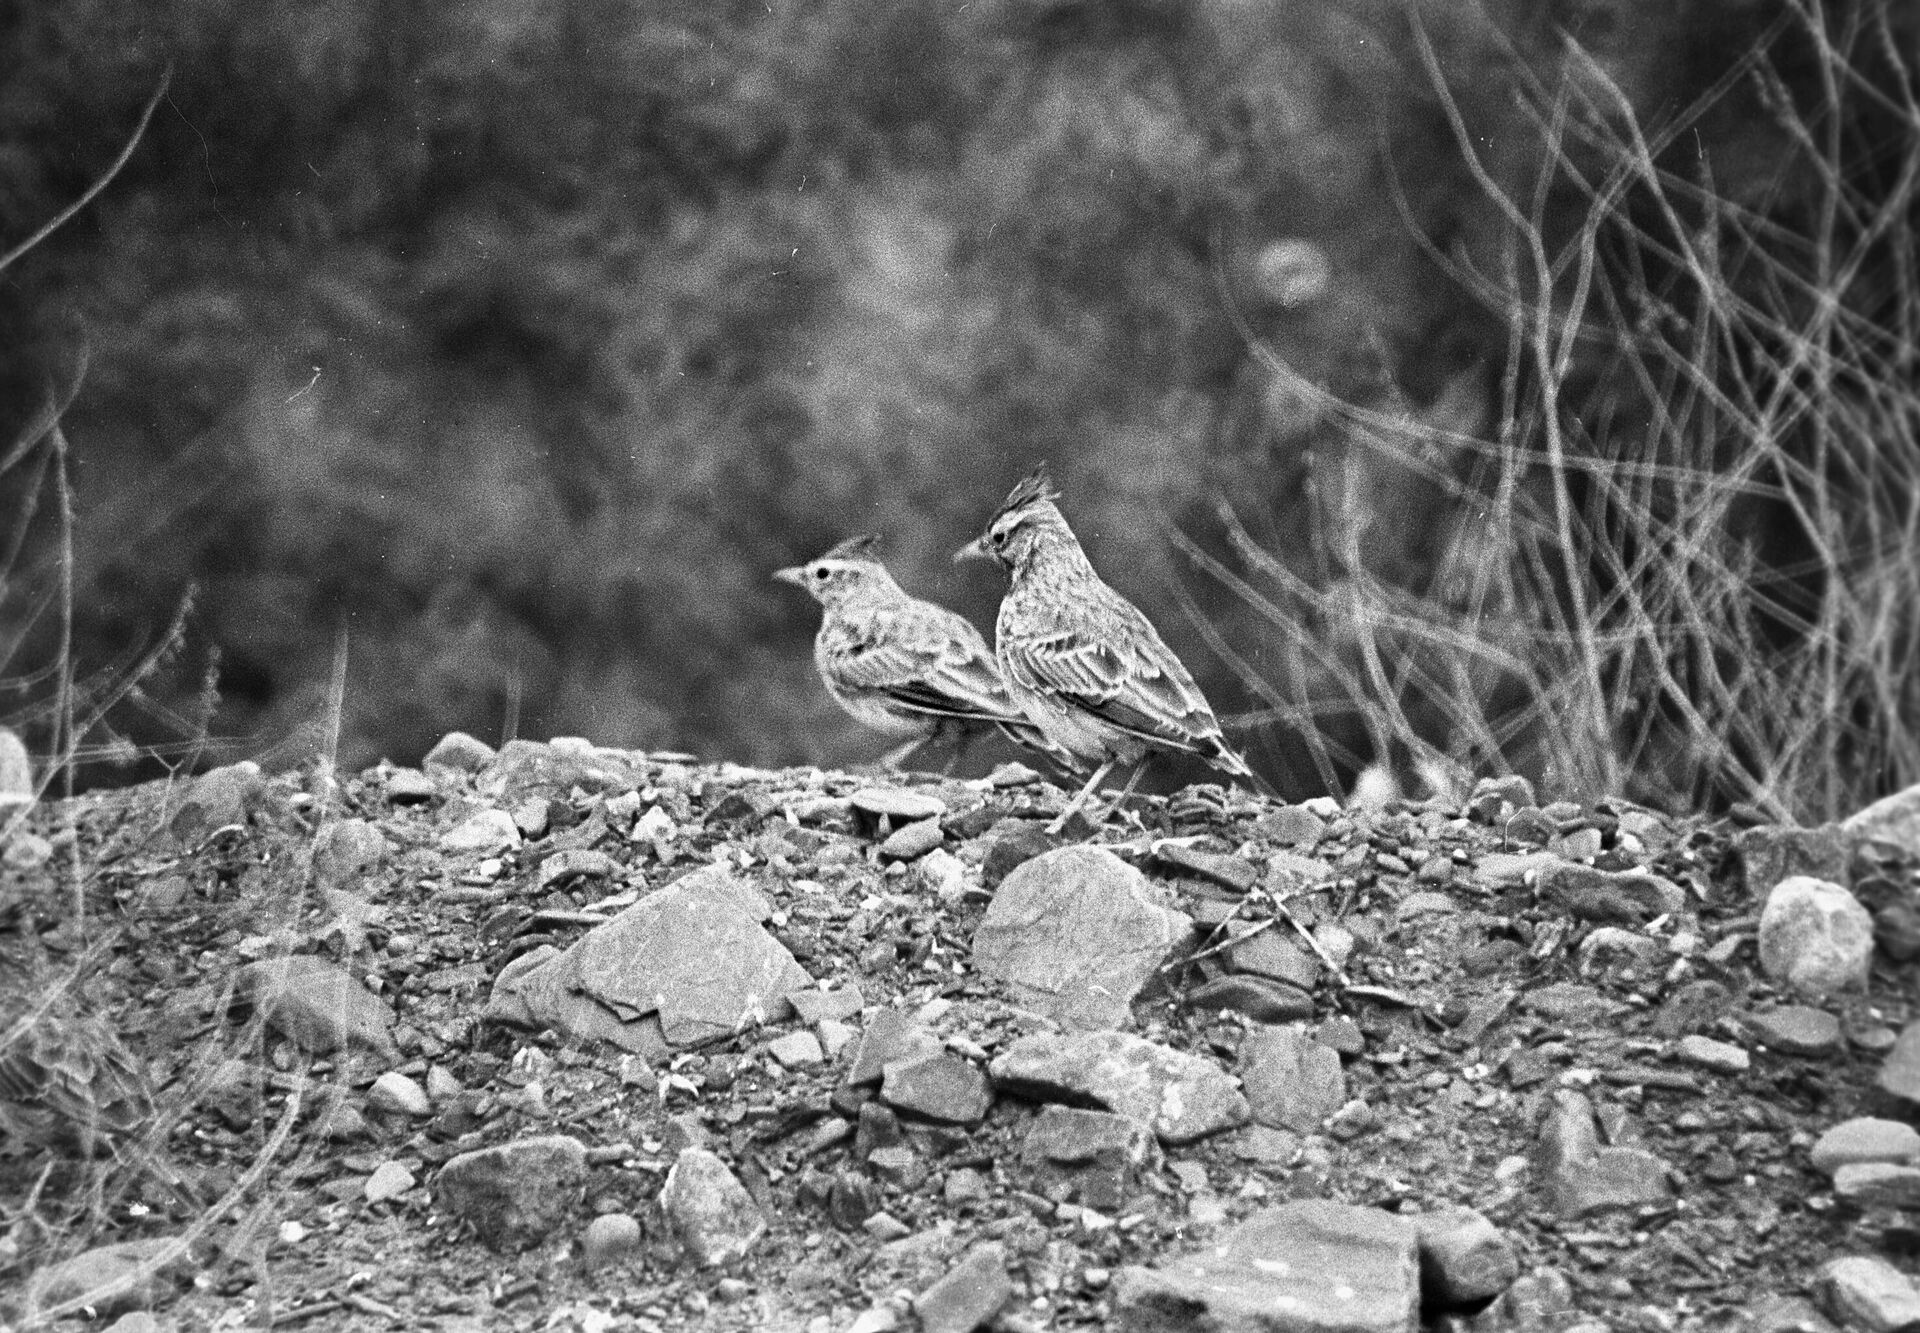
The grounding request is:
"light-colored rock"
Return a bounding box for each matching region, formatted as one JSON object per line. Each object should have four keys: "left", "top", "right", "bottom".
{"left": 1113, "top": 1200, "right": 1419, "bottom": 1332}
{"left": 579, "top": 1212, "right": 644, "bottom": 1272}
{"left": 168, "top": 761, "right": 264, "bottom": 842}
{"left": 424, "top": 731, "right": 497, "bottom": 773}
{"left": 845, "top": 1009, "right": 944, "bottom": 1087}
{"left": 1675, "top": 1034, "right": 1750, "bottom": 1073}
{"left": 1238, "top": 1024, "right": 1346, "bottom": 1133}
{"left": 0, "top": 726, "right": 33, "bottom": 810}
{"left": 367, "top": 1071, "right": 432, "bottom": 1117}
{"left": 660, "top": 1148, "right": 766, "bottom": 1265}
{"left": 364, "top": 1160, "right": 416, "bottom": 1204}
{"left": 439, "top": 808, "right": 521, "bottom": 854}
{"left": 1533, "top": 1089, "right": 1672, "bottom": 1218}
{"left": 312, "top": 818, "right": 386, "bottom": 888}
{"left": 489, "top": 868, "right": 809, "bottom": 1053}
{"left": 567, "top": 873, "right": 811, "bottom": 1046}
{"left": 972, "top": 846, "right": 1191, "bottom": 1031}
{"left": 1414, "top": 1206, "right": 1519, "bottom": 1309}
{"left": 1758, "top": 877, "right": 1875, "bottom": 999}
{"left": 1844, "top": 782, "right": 1920, "bottom": 857}
{"left": 913, "top": 847, "right": 970, "bottom": 901}
{"left": 484, "top": 945, "right": 668, "bottom": 1059}
{"left": 1745, "top": 1006, "right": 1845, "bottom": 1057}
{"left": 850, "top": 787, "right": 947, "bottom": 830}
{"left": 426, "top": 1065, "right": 464, "bottom": 1103}
{"left": 1742, "top": 1293, "right": 1839, "bottom": 1333}
{"left": 383, "top": 767, "right": 438, "bottom": 801}
{"left": 235, "top": 955, "right": 398, "bottom": 1060}
{"left": 914, "top": 1242, "right": 1013, "bottom": 1333}
{"left": 787, "top": 985, "right": 865, "bottom": 1024}
{"left": 880, "top": 1053, "right": 993, "bottom": 1125}
{"left": 879, "top": 818, "right": 944, "bottom": 861}
{"left": 1880, "top": 1020, "right": 1920, "bottom": 1108}
{"left": 1811, "top": 1118, "right": 1920, "bottom": 1175}
{"left": 1820, "top": 1255, "right": 1920, "bottom": 1332}
{"left": 768, "top": 1030, "right": 825, "bottom": 1069}
{"left": 989, "top": 1029, "right": 1249, "bottom": 1146}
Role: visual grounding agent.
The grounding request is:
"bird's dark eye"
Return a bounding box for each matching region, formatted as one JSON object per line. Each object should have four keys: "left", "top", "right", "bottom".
{"left": 811, "top": 566, "right": 830, "bottom": 583}
{"left": 990, "top": 526, "right": 1008, "bottom": 547}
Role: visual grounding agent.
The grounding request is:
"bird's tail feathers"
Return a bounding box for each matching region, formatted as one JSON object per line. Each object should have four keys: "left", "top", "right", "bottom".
{"left": 1207, "top": 737, "right": 1276, "bottom": 798}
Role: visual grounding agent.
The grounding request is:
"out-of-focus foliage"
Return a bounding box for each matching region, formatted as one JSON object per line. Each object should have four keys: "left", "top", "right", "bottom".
{"left": 2, "top": 0, "right": 1910, "bottom": 816}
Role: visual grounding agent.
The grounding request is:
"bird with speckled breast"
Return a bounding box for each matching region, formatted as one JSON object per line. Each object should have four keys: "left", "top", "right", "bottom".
{"left": 956, "top": 465, "right": 1257, "bottom": 831}
{"left": 776, "top": 535, "right": 1081, "bottom": 775}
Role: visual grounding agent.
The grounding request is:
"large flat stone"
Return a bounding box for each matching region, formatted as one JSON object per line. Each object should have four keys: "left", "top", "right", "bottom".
{"left": 493, "top": 866, "right": 810, "bottom": 1050}
{"left": 1113, "top": 1200, "right": 1419, "bottom": 1332}
{"left": 989, "top": 1029, "right": 1248, "bottom": 1146}
{"left": 235, "top": 955, "right": 398, "bottom": 1061}
{"left": 972, "top": 846, "right": 1191, "bottom": 1031}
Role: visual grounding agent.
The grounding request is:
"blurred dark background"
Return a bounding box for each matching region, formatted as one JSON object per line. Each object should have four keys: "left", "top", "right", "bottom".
{"left": 0, "top": 0, "right": 1897, "bottom": 801}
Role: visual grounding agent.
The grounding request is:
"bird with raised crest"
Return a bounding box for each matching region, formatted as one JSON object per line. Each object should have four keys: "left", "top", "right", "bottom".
{"left": 775, "top": 535, "right": 1080, "bottom": 774}
{"left": 956, "top": 465, "right": 1258, "bottom": 832}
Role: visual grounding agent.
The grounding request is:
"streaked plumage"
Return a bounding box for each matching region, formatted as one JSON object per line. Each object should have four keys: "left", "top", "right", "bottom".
{"left": 958, "top": 466, "right": 1254, "bottom": 827}
{"left": 1, "top": 984, "right": 154, "bottom": 1158}
{"left": 775, "top": 535, "right": 1079, "bottom": 773}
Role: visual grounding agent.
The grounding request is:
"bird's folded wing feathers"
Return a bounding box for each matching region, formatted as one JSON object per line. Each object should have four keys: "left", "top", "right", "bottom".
{"left": 1006, "top": 630, "right": 1220, "bottom": 752}
{"left": 834, "top": 636, "right": 1023, "bottom": 724}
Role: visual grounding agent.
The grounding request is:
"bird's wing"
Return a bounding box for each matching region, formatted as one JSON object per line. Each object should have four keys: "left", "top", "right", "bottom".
{"left": 831, "top": 605, "right": 1025, "bottom": 724}
{"left": 0, "top": 1008, "right": 152, "bottom": 1144}
{"left": 1004, "top": 619, "right": 1224, "bottom": 757}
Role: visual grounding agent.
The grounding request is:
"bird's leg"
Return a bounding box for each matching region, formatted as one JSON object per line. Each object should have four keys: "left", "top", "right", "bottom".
{"left": 939, "top": 722, "right": 977, "bottom": 777}
{"left": 879, "top": 731, "right": 931, "bottom": 772}
{"left": 1047, "top": 758, "right": 1118, "bottom": 837}
{"left": 1092, "top": 757, "right": 1152, "bottom": 830}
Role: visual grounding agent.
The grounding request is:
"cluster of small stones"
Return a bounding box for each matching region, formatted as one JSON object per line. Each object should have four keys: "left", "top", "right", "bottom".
{"left": 1, "top": 727, "right": 1918, "bottom": 1332}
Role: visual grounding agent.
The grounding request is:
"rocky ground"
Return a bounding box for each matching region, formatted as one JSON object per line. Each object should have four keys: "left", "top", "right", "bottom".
{"left": 2, "top": 731, "right": 1920, "bottom": 1333}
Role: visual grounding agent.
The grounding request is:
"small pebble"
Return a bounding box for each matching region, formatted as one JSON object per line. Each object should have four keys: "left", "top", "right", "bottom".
{"left": 1812, "top": 1118, "right": 1920, "bottom": 1175}
{"left": 426, "top": 1065, "right": 465, "bottom": 1103}
{"left": 364, "top": 1160, "right": 416, "bottom": 1204}
{"left": 580, "top": 1212, "right": 644, "bottom": 1272}
{"left": 769, "top": 1031, "right": 826, "bottom": 1069}
{"left": 880, "top": 818, "right": 945, "bottom": 861}
{"left": 863, "top": 1211, "right": 913, "bottom": 1242}
{"left": 1676, "top": 1034, "right": 1750, "bottom": 1073}
{"left": 368, "top": 1071, "right": 433, "bottom": 1117}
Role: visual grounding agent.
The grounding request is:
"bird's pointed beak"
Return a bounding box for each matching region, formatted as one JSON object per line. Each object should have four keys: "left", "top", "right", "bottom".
{"left": 953, "top": 537, "right": 991, "bottom": 564}
{"left": 772, "top": 566, "right": 806, "bottom": 586}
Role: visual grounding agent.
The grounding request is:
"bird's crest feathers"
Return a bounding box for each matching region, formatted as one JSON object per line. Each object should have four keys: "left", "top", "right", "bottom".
{"left": 822, "top": 534, "right": 882, "bottom": 562}
{"left": 994, "top": 465, "right": 1059, "bottom": 523}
